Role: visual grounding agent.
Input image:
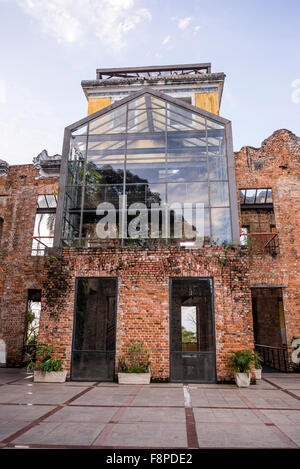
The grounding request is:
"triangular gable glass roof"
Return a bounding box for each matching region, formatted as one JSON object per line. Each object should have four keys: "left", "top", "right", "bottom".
{"left": 54, "top": 89, "right": 240, "bottom": 247}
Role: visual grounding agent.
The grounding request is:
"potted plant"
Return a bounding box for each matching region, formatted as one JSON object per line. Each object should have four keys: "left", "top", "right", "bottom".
{"left": 117, "top": 340, "right": 151, "bottom": 384}
{"left": 229, "top": 349, "right": 253, "bottom": 387}
{"left": 26, "top": 343, "right": 67, "bottom": 383}
{"left": 252, "top": 351, "right": 263, "bottom": 380}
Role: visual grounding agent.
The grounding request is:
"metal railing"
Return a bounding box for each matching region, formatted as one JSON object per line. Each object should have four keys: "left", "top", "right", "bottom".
{"left": 31, "top": 236, "right": 54, "bottom": 256}
{"left": 255, "top": 344, "right": 291, "bottom": 372}
{"left": 240, "top": 232, "right": 279, "bottom": 256}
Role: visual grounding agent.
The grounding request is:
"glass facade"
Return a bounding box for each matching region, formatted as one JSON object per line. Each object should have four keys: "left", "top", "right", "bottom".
{"left": 60, "top": 92, "right": 234, "bottom": 247}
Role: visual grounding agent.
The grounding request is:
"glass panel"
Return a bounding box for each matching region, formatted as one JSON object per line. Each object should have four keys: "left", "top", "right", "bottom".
{"left": 84, "top": 184, "right": 123, "bottom": 209}
{"left": 61, "top": 93, "right": 233, "bottom": 247}
{"left": 71, "top": 124, "right": 88, "bottom": 136}
{"left": 167, "top": 182, "right": 209, "bottom": 206}
{"left": 256, "top": 188, "right": 267, "bottom": 204}
{"left": 89, "top": 105, "right": 127, "bottom": 134}
{"left": 167, "top": 157, "right": 207, "bottom": 182}
{"left": 240, "top": 226, "right": 248, "bottom": 246}
{"left": 87, "top": 135, "right": 125, "bottom": 168}
{"left": 266, "top": 188, "right": 273, "bottom": 203}
{"left": 45, "top": 195, "right": 57, "bottom": 208}
{"left": 37, "top": 195, "right": 48, "bottom": 208}
{"left": 128, "top": 96, "right": 147, "bottom": 109}
{"left": 69, "top": 135, "right": 86, "bottom": 161}
{"left": 209, "top": 157, "right": 227, "bottom": 180}
{"left": 166, "top": 103, "right": 206, "bottom": 131}
{"left": 62, "top": 212, "right": 80, "bottom": 241}
{"left": 210, "top": 182, "right": 230, "bottom": 207}
{"left": 239, "top": 189, "right": 246, "bottom": 204}
{"left": 126, "top": 135, "right": 166, "bottom": 183}
{"left": 86, "top": 163, "right": 124, "bottom": 185}
{"left": 244, "top": 189, "right": 256, "bottom": 204}
{"left": 211, "top": 207, "right": 232, "bottom": 244}
{"left": 126, "top": 183, "right": 165, "bottom": 207}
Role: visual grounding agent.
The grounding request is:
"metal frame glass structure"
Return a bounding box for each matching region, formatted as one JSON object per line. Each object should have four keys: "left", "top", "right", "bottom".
{"left": 54, "top": 88, "right": 239, "bottom": 248}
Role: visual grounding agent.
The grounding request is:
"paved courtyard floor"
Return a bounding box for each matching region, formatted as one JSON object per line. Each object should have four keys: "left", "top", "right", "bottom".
{"left": 0, "top": 368, "right": 300, "bottom": 449}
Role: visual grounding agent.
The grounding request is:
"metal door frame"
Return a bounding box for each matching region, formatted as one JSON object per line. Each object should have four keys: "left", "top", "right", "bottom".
{"left": 70, "top": 276, "right": 118, "bottom": 381}
{"left": 169, "top": 276, "right": 217, "bottom": 383}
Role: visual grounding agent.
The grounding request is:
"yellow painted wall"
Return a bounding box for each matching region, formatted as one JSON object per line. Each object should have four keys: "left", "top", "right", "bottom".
{"left": 195, "top": 92, "right": 219, "bottom": 115}
{"left": 88, "top": 97, "right": 111, "bottom": 115}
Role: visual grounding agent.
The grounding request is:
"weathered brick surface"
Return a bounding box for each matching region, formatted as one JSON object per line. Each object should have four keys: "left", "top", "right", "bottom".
{"left": 1, "top": 128, "right": 299, "bottom": 381}
{"left": 0, "top": 165, "right": 58, "bottom": 365}
{"left": 37, "top": 246, "right": 252, "bottom": 381}
{"left": 235, "top": 129, "right": 300, "bottom": 348}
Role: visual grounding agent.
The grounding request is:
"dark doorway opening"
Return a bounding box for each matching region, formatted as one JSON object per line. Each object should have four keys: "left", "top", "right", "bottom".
{"left": 23, "top": 289, "right": 41, "bottom": 363}
{"left": 71, "top": 277, "right": 117, "bottom": 381}
{"left": 170, "top": 278, "right": 216, "bottom": 383}
{"left": 252, "top": 287, "right": 288, "bottom": 372}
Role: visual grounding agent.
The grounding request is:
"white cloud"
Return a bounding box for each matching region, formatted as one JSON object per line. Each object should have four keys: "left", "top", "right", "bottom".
{"left": 15, "top": 0, "right": 152, "bottom": 50}
{"left": 0, "top": 80, "right": 7, "bottom": 105}
{"left": 162, "top": 35, "right": 171, "bottom": 45}
{"left": 177, "top": 17, "right": 192, "bottom": 30}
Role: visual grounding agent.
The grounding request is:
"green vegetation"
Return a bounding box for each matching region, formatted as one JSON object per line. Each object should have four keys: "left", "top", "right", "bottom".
{"left": 118, "top": 340, "right": 150, "bottom": 374}
{"left": 25, "top": 343, "right": 62, "bottom": 373}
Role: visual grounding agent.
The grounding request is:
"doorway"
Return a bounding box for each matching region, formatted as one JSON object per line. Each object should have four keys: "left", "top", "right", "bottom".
{"left": 170, "top": 278, "right": 216, "bottom": 383}
{"left": 71, "top": 277, "right": 117, "bottom": 381}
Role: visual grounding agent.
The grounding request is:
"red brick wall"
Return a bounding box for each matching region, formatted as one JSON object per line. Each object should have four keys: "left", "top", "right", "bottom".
{"left": 235, "top": 129, "right": 300, "bottom": 348}
{"left": 0, "top": 165, "right": 58, "bottom": 365}
{"left": 38, "top": 245, "right": 253, "bottom": 382}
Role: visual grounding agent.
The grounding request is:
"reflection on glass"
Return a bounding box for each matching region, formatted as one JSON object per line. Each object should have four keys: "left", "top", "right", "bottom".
{"left": 210, "top": 182, "right": 229, "bottom": 207}
{"left": 31, "top": 213, "right": 55, "bottom": 256}
{"left": 266, "top": 188, "right": 273, "bottom": 203}
{"left": 209, "top": 157, "right": 227, "bottom": 180}
{"left": 167, "top": 182, "right": 208, "bottom": 206}
{"left": 245, "top": 189, "right": 256, "bottom": 204}
{"left": 211, "top": 207, "right": 232, "bottom": 244}
{"left": 62, "top": 93, "right": 233, "bottom": 246}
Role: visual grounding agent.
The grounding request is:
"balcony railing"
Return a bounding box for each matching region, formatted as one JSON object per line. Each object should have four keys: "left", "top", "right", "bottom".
{"left": 255, "top": 344, "right": 291, "bottom": 372}
{"left": 240, "top": 232, "right": 279, "bottom": 256}
{"left": 31, "top": 236, "right": 54, "bottom": 256}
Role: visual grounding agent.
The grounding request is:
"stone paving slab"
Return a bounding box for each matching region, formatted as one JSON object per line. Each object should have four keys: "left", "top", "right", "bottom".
{"left": 130, "top": 387, "right": 185, "bottom": 407}
{"left": 0, "top": 421, "right": 33, "bottom": 441}
{"left": 189, "top": 389, "right": 248, "bottom": 408}
{"left": 70, "top": 386, "right": 137, "bottom": 406}
{"left": 276, "top": 425, "right": 300, "bottom": 446}
{"left": 0, "top": 369, "right": 300, "bottom": 449}
{"left": 195, "top": 422, "right": 291, "bottom": 448}
{"left": 118, "top": 407, "right": 186, "bottom": 423}
{"left": 0, "top": 404, "right": 53, "bottom": 421}
{"left": 262, "top": 410, "right": 300, "bottom": 425}
{"left": 12, "top": 422, "right": 106, "bottom": 446}
{"left": 239, "top": 389, "right": 300, "bottom": 409}
{"left": 93, "top": 422, "right": 188, "bottom": 448}
{"left": 45, "top": 406, "right": 118, "bottom": 423}
{"left": 193, "top": 408, "right": 262, "bottom": 423}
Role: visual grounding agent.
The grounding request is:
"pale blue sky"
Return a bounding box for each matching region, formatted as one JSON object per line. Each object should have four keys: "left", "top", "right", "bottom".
{"left": 0, "top": 0, "right": 299, "bottom": 165}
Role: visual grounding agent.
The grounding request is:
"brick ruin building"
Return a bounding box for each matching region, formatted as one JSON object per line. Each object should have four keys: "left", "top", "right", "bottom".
{"left": 0, "top": 63, "right": 299, "bottom": 382}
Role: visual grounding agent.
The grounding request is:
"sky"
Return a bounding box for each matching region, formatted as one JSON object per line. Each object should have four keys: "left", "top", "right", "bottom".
{"left": 0, "top": 0, "right": 300, "bottom": 165}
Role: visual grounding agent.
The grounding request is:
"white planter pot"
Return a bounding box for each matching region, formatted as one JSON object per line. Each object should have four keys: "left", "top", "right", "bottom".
{"left": 34, "top": 370, "right": 67, "bottom": 383}
{"left": 254, "top": 368, "right": 262, "bottom": 380}
{"left": 234, "top": 372, "right": 251, "bottom": 387}
{"left": 118, "top": 372, "right": 151, "bottom": 385}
